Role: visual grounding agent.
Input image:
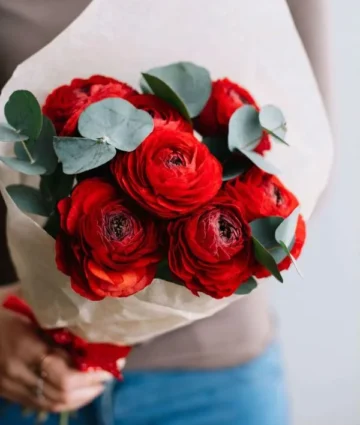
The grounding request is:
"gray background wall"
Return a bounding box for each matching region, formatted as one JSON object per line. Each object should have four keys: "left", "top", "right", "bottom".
{"left": 270, "top": 2, "right": 360, "bottom": 424}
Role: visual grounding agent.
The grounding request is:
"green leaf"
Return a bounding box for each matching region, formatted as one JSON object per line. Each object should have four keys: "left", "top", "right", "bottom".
{"left": 275, "top": 207, "right": 300, "bottom": 247}
{"left": 241, "top": 150, "right": 280, "bottom": 175}
{"left": 14, "top": 141, "right": 29, "bottom": 160}
{"left": 78, "top": 98, "right": 154, "bottom": 152}
{"left": 228, "top": 106, "right": 279, "bottom": 175}
{"left": 228, "top": 105, "right": 263, "bottom": 151}
{"left": 43, "top": 211, "right": 60, "bottom": 239}
{"left": 31, "top": 116, "right": 58, "bottom": 175}
{"left": 40, "top": 164, "right": 75, "bottom": 209}
{"left": 235, "top": 277, "right": 258, "bottom": 295}
{"left": 252, "top": 237, "right": 283, "bottom": 282}
{"left": 155, "top": 260, "right": 183, "bottom": 285}
{"left": 142, "top": 62, "right": 212, "bottom": 119}
{"left": 259, "top": 105, "right": 288, "bottom": 146}
{"left": 0, "top": 156, "right": 46, "bottom": 175}
{"left": 202, "top": 136, "right": 231, "bottom": 163}
{"left": 6, "top": 184, "right": 49, "bottom": 216}
{"left": 278, "top": 240, "right": 303, "bottom": 277}
{"left": 222, "top": 158, "right": 250, "bottom": 181}
{"left": 142, "top": 73, "right": 191, "bottom": 121}
{"left": 15, "top": 117, "right": 58, "bottom": 174}
{"left": 54, "top": 137, "right": 116, "bottom": 174}
{"left": 4, "top": 90, "right": 43, "bottom": 140}
{"left": 250, "top": 217, "right": 283, "bottom": 249}
{"left": 0, "top": 124, "right": 28, "bottom": 143}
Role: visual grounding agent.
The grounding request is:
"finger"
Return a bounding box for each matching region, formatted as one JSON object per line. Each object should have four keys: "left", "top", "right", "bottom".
{"left": 50, "top": 385, "right": 105, "bottom": 413}
{"left": 9, "top": 322, "right": 48, "bottom": 368}
{"left": 42, "top": 354, "right": 112, "bottom": 391}
{"left": 0, "top": 376, "right": 104, "bottom": 413}
{"left": 11, "top": 362, "right": 69, "bottom": 404}
{"left": 0, "top": 377, "right": 55, "bottom": 411}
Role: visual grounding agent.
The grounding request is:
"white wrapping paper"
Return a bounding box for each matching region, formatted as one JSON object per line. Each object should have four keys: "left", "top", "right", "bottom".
{"left": 0, "top": 0, "right": 333, "bottom": 345}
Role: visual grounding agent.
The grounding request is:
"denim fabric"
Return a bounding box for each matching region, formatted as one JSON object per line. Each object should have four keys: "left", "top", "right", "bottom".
{"left": 0, "top": 343, "right": 289, "bottom": 425}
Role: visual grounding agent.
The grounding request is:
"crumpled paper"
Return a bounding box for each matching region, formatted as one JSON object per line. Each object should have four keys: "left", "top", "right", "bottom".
{"left": 0, "top": 0, "right": 333, "bottom": 345}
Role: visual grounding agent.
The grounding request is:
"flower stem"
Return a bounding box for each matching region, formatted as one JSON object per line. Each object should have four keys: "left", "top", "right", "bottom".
{"left": 59, "top": 411, "right": 70, "bottom": 425}
{"left": 21, "top": 140, "right": 35, "bottom": 164}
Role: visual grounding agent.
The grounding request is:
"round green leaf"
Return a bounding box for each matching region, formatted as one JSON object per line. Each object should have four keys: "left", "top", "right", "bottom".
{"left": 250, "top": 217, "right": 283, "bottom": 249}
{"left": 259, "top": 105, "right": 288, "bottom": 145}
{"left": 202, "top": 136, "right": 231, "bottom": 163}
{"left": 12, "top": 117, "right": 58, "bottom": 175}
{"left": 4, "top": 90, "right": 43, "bottom": 140}
{"left": 78, "top": 98, "right": 154, "bottom": 152}
{"left": 222, "top": 158, "right": 250, "bottom": 181}
{"left": 142, "top": 73, "right": 191, "bottom": 121}
{"left": 252, "top": 237, "right": 283, "bottom": 283}
{"left": 6, "top": 184, "right": 49, "bottom": 216}
{"left": 228, "top": 105, "right": 262, "bottom": 152}
{"left": 0, "top": 124, "right": 28, "bottom": 143}
{"left": 54, "top": 137, "right": 117, "bottom": 175}
{"left": 40, "top": 165, "right": 75, "bottom": 210}
{"left": 241, "top": 150, "right": 280, "bottom": 175}
{"left": 275, "top": 206, "right": 300, "bottom": 247}
{"left": 0, "top": 157, "right": 46, "bottom": 175}
{"left": 141, "top": 62, "right": 212, "bottom": 118}
{"left": 235, "top": 277, "right": 258, "bottom": 295}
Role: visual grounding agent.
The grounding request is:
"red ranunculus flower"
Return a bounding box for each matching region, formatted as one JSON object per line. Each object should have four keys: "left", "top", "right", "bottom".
{"left": 225, "top": 167, "right": 306, "bottom": 277}
{"left": 111, "top": 129, "right": 223, "bottom": 219}
{"left": 195, "top": 78, "right": 271, "bottom": 155}
{"left": 167, "top": 191, "right": 253, "bottom": 298}
{"left": 56, "top": 178, "right": 162, "bottom": 300}
{"left": 43, "top": 75, "right": 138, "bottom": 136}
{"left": 128, "top": 94, "right": 193, "bottom": 133}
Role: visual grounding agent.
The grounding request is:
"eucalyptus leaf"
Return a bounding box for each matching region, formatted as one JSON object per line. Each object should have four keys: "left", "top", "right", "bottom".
{"left": 78, "top": 98, "right": 154, "bottom": 152}
{"left": 235, "top": 277, "right": 258, "bottom": 295}
{"left": 278, "top": 241, "right": 303, "bottom": 277}
{"left": 43, "top": 211, "right": 60, "bottom": 239}
{"left": 202, "top": 136, "right": 231, "bottom": 163}
{"left": 31, "top": 116, "right": 58, "bottom": 175}
{"left": 250, "top": 217, "right": 283, "bottom": 249}
{"left": 259, "top": 105, "right": 288, "bottom": 146}
{"left": 0, "top": 124, "right": 28, "bottom": 143}
{"left": 142, "top": 73, "right": 191, "bottom": 121}
{"left": 252, "top": 237, "right": 283, "bottom": 283}
{"left": 228, "top": 105, "right": 262, "bottom": 151}
{"left": 14, "top": 142, "right": 29, "bottom": 160}
{"left": 40, "top": 164, "right": 75, "bottom": 209}
{"left": 142, "top": 62, "right": 212, "bottom": 118}
{"left": 275, "top": 206, "right": 300, "bottom": 247}
{"left": 222, "top": 158, "right": 250, "bottom": 181}
{"left": 156, "top": 259, "right": 183, "bottom": 285}
{"left": 54, "top": 137, "right": 117, "bottom": 175}
{"left": 4, "top": 90, "right": 43, "bottom": 140}
{"left": 6, "top": 184, "right": 49, "bottom": 216}
{"left": 0, "top": 157, "right": 46, "bottom": 175}
{"left": 241, "top": 150, "right": 280, "bottom": 175}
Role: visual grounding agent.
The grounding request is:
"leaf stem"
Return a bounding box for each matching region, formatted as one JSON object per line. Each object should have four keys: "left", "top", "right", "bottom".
{"left": 21, "top": 140, "right": 35, "bottom": 164}
{"left": 59, "top": 411, "right": 70, "bottom": 425}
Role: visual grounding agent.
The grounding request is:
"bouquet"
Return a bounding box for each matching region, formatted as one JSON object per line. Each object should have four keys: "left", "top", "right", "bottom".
{"left": 0, "top": 62, "right": 306, "bottom": 421}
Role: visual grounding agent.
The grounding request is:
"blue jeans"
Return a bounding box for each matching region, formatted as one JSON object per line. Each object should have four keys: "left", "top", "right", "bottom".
{"left": 0, "top": 342, "right": 289, "bottom": 425}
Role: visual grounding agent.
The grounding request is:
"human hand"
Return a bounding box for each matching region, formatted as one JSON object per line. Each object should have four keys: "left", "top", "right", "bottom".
{"left": 0, "top": 307, "right": 111, "bottom": 412}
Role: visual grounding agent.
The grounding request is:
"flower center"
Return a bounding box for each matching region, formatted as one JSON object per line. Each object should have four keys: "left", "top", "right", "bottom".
{"left": 104, "top": 213, "right": 131, "bottom": 241}
{"left": 273, "top": 185, "right": 283, "bottom": 206}
{"left": 218, "top": 216, "right": 240, "bottom": 243}
{"left": 166, "top": 152, "right": 186, "bottom": 167}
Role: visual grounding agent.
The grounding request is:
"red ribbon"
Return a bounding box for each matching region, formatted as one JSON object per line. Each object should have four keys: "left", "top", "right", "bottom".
{"left": 3, "top": 295, "right": 131, "bottom": 379}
